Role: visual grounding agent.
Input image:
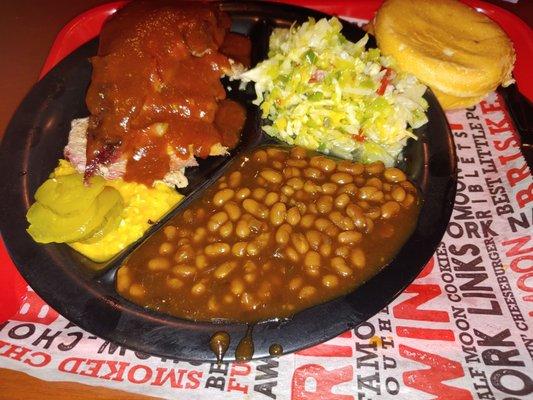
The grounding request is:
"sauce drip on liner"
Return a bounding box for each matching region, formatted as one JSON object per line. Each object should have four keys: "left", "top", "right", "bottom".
{"left": 85, "top": 0, "right": 250, "bottom": 185}
{"left": 209, "top": 331, "right": 230, "bottom": 363}
{"left": 210, "top": 327, "right": 280, "bottom": 361}
{"left": 235, "top": 325, "right": 254, "bottom": 361}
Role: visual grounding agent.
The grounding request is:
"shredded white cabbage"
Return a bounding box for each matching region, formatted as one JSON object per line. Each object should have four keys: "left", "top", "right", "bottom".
{"left": 237, "top": 18, "right": 428, "bottom": 165}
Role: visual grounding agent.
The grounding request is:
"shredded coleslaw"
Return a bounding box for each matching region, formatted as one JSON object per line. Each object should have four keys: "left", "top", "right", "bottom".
{"left": 237, "top": 18, "right": 428, "bottom": 165}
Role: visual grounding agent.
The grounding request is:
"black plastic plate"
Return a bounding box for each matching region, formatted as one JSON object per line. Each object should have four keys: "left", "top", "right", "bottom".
{"left": 0, "top": 1, "right": 456, "bottom": 361}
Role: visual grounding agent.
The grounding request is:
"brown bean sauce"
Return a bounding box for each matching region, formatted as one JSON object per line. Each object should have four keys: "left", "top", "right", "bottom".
{"left": 235, "top": 325, "right": 254, "bottom": 361}
{"left": 209, "top": 331, "right": 230, "bottom": 364}
{"left": 269, "top": 343, "right": 283, "bottom": 357}
{"left": 116, "top": 146, "right": 420, "bottom": 322}
{"left": 85, "top": 1, "right": 250, "bottom": 185}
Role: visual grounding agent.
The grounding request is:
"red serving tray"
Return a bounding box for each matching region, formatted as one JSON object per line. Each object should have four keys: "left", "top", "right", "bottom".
{"left": 2, "top": 0, "right": 532, "bottom": 323}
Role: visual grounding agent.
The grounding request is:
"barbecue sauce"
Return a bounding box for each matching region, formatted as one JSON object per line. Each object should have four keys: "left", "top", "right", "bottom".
{"left": 209, "top": 331, "right": 230, "bottom": 364}
{"left": 235, "top": 325, "right": 254, "bottom": 361}
{"left": 85, "top": 1, "right": 250, "bottom": 185}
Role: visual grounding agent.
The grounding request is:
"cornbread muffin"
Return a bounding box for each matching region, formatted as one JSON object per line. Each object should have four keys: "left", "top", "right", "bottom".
{"left": 373, "top": 0, "right": 515, "bottom": 109}
{"left": 431, "top": 87, "right": 486, "bottom": 110}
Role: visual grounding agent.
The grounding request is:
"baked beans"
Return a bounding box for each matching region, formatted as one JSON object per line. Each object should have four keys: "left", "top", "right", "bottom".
{"left": 117, "top": 147, "right": 419, "bottom": 322}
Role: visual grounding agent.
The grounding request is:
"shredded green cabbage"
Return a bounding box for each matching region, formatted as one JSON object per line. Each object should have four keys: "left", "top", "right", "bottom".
{"left": 237, "top": 18, "right": 428, "bottom": 165}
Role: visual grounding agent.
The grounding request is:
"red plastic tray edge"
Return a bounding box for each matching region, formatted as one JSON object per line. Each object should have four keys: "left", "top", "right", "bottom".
{"left": 39, "top": 0, "right": 533, "bottom": 102}
{"left": 2, "top": 0, "right": 531, "bottom": 322}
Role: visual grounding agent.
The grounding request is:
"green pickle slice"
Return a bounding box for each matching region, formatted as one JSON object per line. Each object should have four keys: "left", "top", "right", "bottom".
{"left": 27, "top": 185, "right": 123, "bottom": 244}
{"left": 80, "top": 197, "right": 124, "bottom": 244}
{"left": 27, "top": 200, "right": 99, "bottom": 243}
{"left": 34, "top": 174, "right": 106, "bottom": 215}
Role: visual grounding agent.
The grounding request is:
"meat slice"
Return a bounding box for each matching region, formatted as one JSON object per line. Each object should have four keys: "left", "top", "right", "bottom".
{"left": 64, "top": 118, "right": 126, "bottom": 180}
{"left": 64, "top": 117, "right": 204, "bottom": 188}
{"left": 83, "top": 2, "right": 247, "bottom": 186}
